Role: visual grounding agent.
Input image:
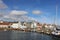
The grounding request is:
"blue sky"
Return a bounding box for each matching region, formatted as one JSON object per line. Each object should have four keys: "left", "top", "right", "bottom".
{"left": 0, "top": 0, "right": 60, "bottom": 25}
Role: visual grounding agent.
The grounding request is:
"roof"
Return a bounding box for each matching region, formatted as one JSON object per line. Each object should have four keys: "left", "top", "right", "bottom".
{"left": 0, "top": 21, "right": 11, "bottom": 25}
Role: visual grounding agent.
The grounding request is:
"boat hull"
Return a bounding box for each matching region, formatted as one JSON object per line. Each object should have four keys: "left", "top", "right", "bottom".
{"left": 51, "top": 34, "right": 60, "bottom": 38}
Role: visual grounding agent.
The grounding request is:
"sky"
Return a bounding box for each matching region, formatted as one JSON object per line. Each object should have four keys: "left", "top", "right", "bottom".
{"left": 0, "top": 0, "right": 60, "bottom": 25}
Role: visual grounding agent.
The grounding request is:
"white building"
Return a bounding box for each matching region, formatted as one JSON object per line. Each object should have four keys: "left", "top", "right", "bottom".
{"left": 11, "top": 23, "right": 19, "bottom": 28}
{"left": 20, "top": 22, "right": 27, "bottom": 30}
{"left": 31, "top": 22, "right": 37, "bottom": 28}
{"left": 45, "top": 24, "right": 56, "bottom": 31}
{"left": 10, "top": 22, "right": 27, "bottom": 30}
{"left": 10, "top": 21, "right": 21, "bottom": 28}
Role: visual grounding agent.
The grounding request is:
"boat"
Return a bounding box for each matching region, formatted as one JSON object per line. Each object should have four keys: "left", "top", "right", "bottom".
{"left": 51, "top": 28, "right": 60, "bottom": 37}
{"left": 51, "top": 0, "right": 60, "bottom": 38}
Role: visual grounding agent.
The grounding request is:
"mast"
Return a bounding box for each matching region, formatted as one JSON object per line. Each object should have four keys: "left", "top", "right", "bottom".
{"left": 54, "top": 0, "right": 58, "bottom": 25}
{"left": 55, "top": 5, "right": 58, "bottom": 25}
{"left": 54, "top": 0, "right": 58, "bottom": 31}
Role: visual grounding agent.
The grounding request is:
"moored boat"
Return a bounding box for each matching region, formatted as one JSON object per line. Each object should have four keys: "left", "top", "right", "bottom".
{"left": 52, "top": 30, "right": 60, "bottom": 37}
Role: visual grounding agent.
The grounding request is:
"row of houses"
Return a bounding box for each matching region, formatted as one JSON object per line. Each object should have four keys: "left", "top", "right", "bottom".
{"left": 0, "top": 21, "right": 41, "bottom": 30}
{"left": 0, "top": 21, "right": 12, "bottom": 28}
{"left": 0, "top": 21, "right": 56, "bottom": 31}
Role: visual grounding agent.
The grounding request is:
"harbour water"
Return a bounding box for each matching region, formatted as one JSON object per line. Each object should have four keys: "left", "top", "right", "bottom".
{"left": 0, "top": 31, "right": 60, "bottom": 40}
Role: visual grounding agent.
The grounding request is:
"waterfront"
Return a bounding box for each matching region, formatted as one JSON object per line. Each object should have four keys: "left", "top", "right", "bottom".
{"left": 0, "top": 31, "right": 60, "bottom": 40}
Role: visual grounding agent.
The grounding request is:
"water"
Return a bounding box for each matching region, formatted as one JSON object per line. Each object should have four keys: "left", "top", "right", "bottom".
{"left": 0, "top": 31, "right": 60, "bottom": 40}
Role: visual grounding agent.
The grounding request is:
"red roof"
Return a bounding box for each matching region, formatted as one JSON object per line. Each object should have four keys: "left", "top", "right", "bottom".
{"left": 0, "top": 22, "right": 11, "bottom": 25}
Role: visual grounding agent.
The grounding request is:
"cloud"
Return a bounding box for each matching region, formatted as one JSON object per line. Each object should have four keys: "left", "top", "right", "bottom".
{"left": 1, "top": 10, "right": 38, "bottom": 22}
{"left": 3, "top": 14, "right": 38, "bottom": 22}
{"left": 0, "top": 0, "right": 8, "bottom": 9}
{"left": 32, "top": 10, "right": 41, "bottom": 14}
{"left": 0, "top": 14, "right": 3, "bottom": 17}
{"left": 2, "top": 15, "right": 19, "bottom": 21}
{"left": 3, "top": 15, "right": 10, "bottom": 18}
{"left": 20, "top": 15, "right": 38, "bottom": 22}
{"left": 10, "top": 10, "right": 28, "bottom": 15}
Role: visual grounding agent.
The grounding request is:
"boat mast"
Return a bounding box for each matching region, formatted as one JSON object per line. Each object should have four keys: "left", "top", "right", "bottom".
{"left": 55, "top": 5, "right": 57, "bottom": 25}
{"left": 54, "top": 0, "right": 58, "bottom": 25}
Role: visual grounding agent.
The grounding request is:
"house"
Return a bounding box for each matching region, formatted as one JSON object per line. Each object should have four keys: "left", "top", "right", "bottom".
{"left": 0, "top": 21, "right": 12, "bottom": 28}
{"left": 10, "top": 21, "right": 21, "bottom": 28}
{"left": 11, "top": 23, "right": 19, "bottom": 28}
{"left": 19, "top": 22, "right": 27, "bottom": 30}
{"left": 36, "top": 23, "right": 42, "bottom": 31}
{"left": 10, "top": 22, "right": 27, "bottom": 29}
{"left": 44, "top": 24, "right": 56, "bottom": 31}
{"left": 31, "top": 22, "right": 37, "bottom": 28}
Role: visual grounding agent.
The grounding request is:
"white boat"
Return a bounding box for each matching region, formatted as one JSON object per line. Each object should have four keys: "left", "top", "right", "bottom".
{"left": 51, "top": 0, "right": 60, "bottom": 37}
{"left": 52, "top": 29, "right": 60, "bottom": 37}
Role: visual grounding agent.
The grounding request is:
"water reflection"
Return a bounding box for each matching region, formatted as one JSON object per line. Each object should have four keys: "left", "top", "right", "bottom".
{"left": 0, "top": 31, "right": 60, "bottom": 40}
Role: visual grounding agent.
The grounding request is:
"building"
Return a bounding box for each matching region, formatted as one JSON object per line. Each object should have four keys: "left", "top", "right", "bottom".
{"left": 20, "top": 22, "right": 27, "bottom": 30}
{"left": 36, "top": 23, "right": 42, "bottom": 31}
{"left": 31, "top": 22, "right": 37, "bottom": 28}
{"left": 10, "top": 21, "right": 21, "bottom": 28}
{"left": 10, "top": 22, "right": 27, "bottom": 30}
{"left": 0, "top": 21, "right": 12, "bottom": 28}
{"left": 11, "top": 23, "right": 19, "bottom": 28}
